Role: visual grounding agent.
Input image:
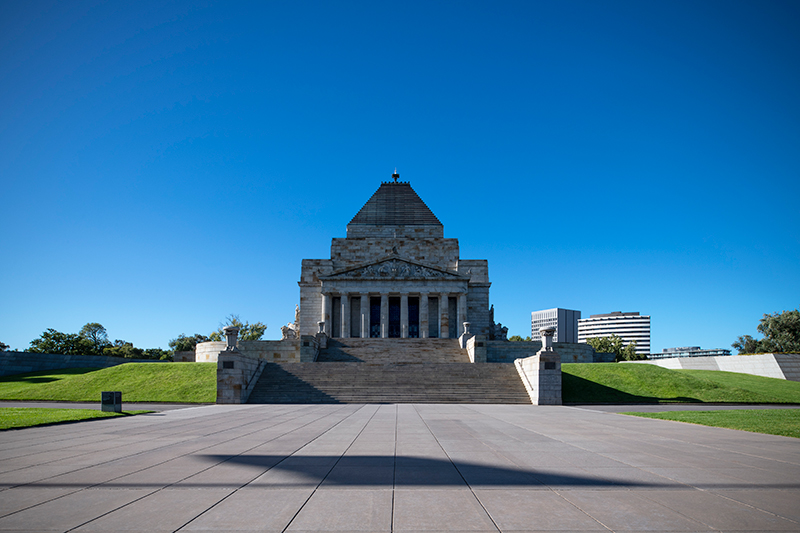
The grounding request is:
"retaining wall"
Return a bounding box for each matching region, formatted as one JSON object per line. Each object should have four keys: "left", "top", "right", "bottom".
{"left": 196, "top": 339, "right": 302, "bottom": 363}
{"left": 626, "top": 353, "right": 800, "bottom": 381}
{"left": 0, "top": 351, "right": 165, "bottom": 377}
{"left": 486, "top": 341, "right": 596, "bottom": 364}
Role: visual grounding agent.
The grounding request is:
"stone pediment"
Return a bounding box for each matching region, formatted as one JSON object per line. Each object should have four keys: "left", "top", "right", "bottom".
{"left": 320, "top": 256, "right": 466, "bottom": 281}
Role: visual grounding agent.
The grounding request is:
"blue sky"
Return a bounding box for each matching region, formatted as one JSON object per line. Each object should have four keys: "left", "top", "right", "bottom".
{"left": 1, "top": 0, "right": 798, "bottom": 352}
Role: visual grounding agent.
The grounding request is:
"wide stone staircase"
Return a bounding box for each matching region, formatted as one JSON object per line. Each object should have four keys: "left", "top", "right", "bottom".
{"left": 247, "top": 338, "right": 531, "bottom": 404}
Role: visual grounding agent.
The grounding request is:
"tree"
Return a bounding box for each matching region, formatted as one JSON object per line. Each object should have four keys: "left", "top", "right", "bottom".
{"left": 586, "top": 335, "right": 644, "bottom": 362}
{"left": 732, "top": 308, "right": 800, "bottom": 354}
{"left": 169, "top": 333, "right": 210, "bottom": 352}
{"left": 208, "top": 315, "right": 267, "bottom": 342}
{"left": 0, "top": 341, "right": 9, "bottom": 351}
{"left": 508, "top": 335, "right": 531, "bottom": 342}
{"left": 29, "top": 329, "right": 94, "bottom": 355}
{"left": 79, "top": 323, "right": 110, "bottom": 355}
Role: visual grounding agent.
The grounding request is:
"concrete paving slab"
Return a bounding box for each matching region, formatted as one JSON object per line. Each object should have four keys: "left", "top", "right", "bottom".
{"left": 286, "top": 489, "right": 392, "bottom": 531}
{"left": 637, "top": 489, "right": 799, "bottom": 531}
{"left": 181, "top": 487, "right": 315, "bottom": 531}
{"left": 393, "top": 489, "right": 497, "bottom": 531}
{"left": 0, "top": 488, "right": 154, "bottom": 531}
{"left": 71, "top": 487, "right": 234, "bottom": 531}
{"left": 557, "top": 490, "right": 713, "bottom": 531}
{"left": 0, "top": 403, "right": 798, "bottom": 532}
{"left": 474, "top": 489, "right": 607, "bottom": 531}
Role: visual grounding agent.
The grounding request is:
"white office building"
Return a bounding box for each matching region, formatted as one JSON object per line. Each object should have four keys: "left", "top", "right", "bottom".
{"left": 531, "top": 308, "right": 581, "bottom": 343}
{"left": 649, "top": 347, "right": 731, "bottom": 359}
{"left": 577, "top": 312, "right": 650, "bottom": 356}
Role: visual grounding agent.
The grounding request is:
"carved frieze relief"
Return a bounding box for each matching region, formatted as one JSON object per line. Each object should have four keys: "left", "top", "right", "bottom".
{"left": 322, "top": 258, "right": 463, "bottom": 281}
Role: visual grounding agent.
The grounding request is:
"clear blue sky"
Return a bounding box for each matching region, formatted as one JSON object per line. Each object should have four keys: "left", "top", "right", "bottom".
{"left": 1, "top": 0, "right": 798, "bottom": 353}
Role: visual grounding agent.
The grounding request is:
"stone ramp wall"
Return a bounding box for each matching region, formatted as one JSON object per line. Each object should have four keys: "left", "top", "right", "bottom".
{"left": 196, "top": 339, "right": 301, "bottom": 363}
{"left": 0, "top": 351, "right": 164, "bottom": 377}
{"left": 625, "top": 353, "right": 800, "bottom": 381}
{"left": 486, "top": 341, "right": 596, "bottom": 363}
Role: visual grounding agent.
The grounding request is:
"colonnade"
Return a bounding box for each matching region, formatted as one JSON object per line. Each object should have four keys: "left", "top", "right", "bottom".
{"left": 320, "top": 292, "right": 467, "bottom": 339}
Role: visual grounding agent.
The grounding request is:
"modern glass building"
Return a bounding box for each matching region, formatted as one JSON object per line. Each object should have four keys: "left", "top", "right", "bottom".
{"left": 577, "top": 311, "right": 651, "bottom": 356}
{"left": 648, "top": 346, "right": 732, "bottom": 359}
{"left": 531, "top": 308, "right": 581, "bottom": 343}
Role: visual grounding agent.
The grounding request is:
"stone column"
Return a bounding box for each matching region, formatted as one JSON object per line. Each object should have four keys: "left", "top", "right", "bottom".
{"left": 439, "top": 292, "right": 449, "bottom": 338}
{"left": 341, "top": 293, "right": 350, "bottom": 339}
{"left": 360, "top": 292, "right": 369, "bottom": 338}
{"left": 400, "top": 293, "right": 409, "bottom": 338}
{"left": 419, "top": 292, "right": 429, "bottom": 338}
{"left": 457, "top": 293, "right": 468, "bottom": 337}
{"left": 321, "top": 293, "right": 332, "bottom": 336}
{"left": 380, "top": 292, "right": 389, "bottom": 338}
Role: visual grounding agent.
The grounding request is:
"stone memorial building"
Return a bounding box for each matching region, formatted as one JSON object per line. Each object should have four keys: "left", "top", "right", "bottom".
{"left": 297, "top": 170, "right": 492, "bottom": 340}
{"left": 206, "top": 170, "right": 598, "bottom": 404}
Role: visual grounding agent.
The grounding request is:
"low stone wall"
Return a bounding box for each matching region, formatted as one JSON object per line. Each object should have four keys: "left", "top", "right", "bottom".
{"left": 486, "top": 341, "right": 596, "bottom": 364}
{"left": 196, "top": 339, "right": 302, "bottom": 363}
{"left": 626, "top": 353, "right": 800, "bottom": 381}
{"left": 216, "top": 350, "right": 266, "bottom": 404}
{"left": 464, "top": 335, "right": 487, "bottom": 363}
{"left": 515, "top": 352, "right": 562, "bottom": 405}
{"left": 0, "top": 351, "right": 164, "bottom": 377}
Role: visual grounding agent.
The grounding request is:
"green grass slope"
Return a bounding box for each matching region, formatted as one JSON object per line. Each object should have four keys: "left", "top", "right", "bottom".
{"left": 563, "top": 363, "right": 800, "bottom": 404}
{"left": 624, "top": 409, "right": 800, "bottom": 438}
{"left": 0, "top": 363, "right": 216, "bottom": 403}
{"left": 0, "top": 408, "right": 151, "bottom": 431}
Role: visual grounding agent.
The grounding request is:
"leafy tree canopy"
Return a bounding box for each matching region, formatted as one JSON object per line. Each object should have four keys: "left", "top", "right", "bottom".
{"left": 0, "top": 341, "right": 9, "bottom": 351}
{"left": 208, "top": 315, "right": 267, "bottom": 342}
{"left": 169, "top": 333, "right": 210, "bottom": 352}
{"left": 28, "top": 323, "right": 172, "bottom": 360}
{"left": 29, "top": 329, "right": 95, "bottom": 355}
{"left": 586, "top": 335, "right": 644, "bottom": 362}
{"left": 732, "top": 308, "right": 800, "bottom": 354}
{"left": 79, "top": 323, "right": 110, "bottom": 353}
{"left": 508, "top": 335, "right": 531, "bottom": 342}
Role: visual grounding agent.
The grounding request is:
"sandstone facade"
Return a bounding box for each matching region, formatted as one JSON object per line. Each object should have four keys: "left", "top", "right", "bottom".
{"left": 298, "top": 175, "right": 493, "bottom": 340}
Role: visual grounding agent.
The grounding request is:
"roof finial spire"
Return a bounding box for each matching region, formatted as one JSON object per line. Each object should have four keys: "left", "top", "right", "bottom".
{"left": 392, "top": 168, "right": 399, "bottom": 183}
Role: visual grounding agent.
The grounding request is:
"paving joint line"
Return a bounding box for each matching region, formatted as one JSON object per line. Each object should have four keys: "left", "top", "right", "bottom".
{"left": 279, "top": 404, "right": 381, "bottom": 533}
{"left": 413, "top": 404, "right": 501, "bottom": 533}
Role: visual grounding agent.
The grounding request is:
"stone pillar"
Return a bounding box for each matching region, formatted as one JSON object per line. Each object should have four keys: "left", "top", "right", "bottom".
{"left": 223, "top": 326, "right": 240, "bottom": 351}
{"left": 360, "top": 292, "right": 369, "bottom": 338}
{"left": 400, "top": 293, "right": 409, "bottom": 338}
{"left": 439, "top": 293, "right": 449, "bottom": 339}
{"left": 419, "top": 292, "right": 429, "bottom": 339}
{"left": 457, "top": 293, "right": 468, "bottom": 336}
{"left": 515, "top": 326, "right": 562, "bottom": 405}
{"left": 321, "top": 293, "right": 332, "bottom": 336}
{"left": 380, "top": 292, "right": 389, "bottom": 338}
{"left": 341, "top": 293, "right": 350, "bottom": 339}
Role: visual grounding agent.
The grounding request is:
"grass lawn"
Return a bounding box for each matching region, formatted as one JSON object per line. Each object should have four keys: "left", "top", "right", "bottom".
{"left": 562, "top": 363, "right": 800, "bottom": 404}
{"left": 623, "top": 409, "right": 800, "bottom": 438}
{"left": 0, "top": 408, "right": 152, "bottom": 431}
{"left": 0, "top": 363, "right": 217, "bottom": 403}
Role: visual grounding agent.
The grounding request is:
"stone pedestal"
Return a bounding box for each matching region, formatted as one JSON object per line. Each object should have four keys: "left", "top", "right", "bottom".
{"left": 216, "top": 350, "right": 264, "bottom": 404}
{"left": 514, "top": 326, "right": 562, "bottom": 405}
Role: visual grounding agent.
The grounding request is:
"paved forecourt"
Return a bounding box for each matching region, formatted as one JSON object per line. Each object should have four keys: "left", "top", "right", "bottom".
{"left": 0, "top": 404, "right": 798, "bottom": 532}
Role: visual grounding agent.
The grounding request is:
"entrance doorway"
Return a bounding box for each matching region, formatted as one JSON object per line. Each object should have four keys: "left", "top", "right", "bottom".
{"left": 388, "top": 297, "right": 401, "bottom": 338}
{"left": 408, "top": 297, "right": 419, "bottom": 338}
{"left": 370, "top": 297, "right": 381, "bottom": 338}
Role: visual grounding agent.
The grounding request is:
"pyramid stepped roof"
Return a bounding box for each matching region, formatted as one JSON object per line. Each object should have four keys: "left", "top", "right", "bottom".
{"left": 348, "top": 181, "right": 441, "bottom": 226}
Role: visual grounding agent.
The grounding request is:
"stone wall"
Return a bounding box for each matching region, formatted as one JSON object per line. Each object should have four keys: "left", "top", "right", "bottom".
{"left": 464, "top": 335, "right": 487, "bottom": 363}
{"left": 330, "top": 236, "right": 460, "bottom": 269}
{"left": 196, "top": 340, "right": 301, "bottom": 363}
{"left": 626, "top": 353, "right": 800, "bottom": 381}
{"left": 0, "top": 351, "right": 165, "bottom": 377}
{"left": 486, "top": 341, "right": 596, "bottom": 364}
{"left": 216, "top": 350, "right": 265, "bottom": 404}
{"left": 515, "top": 352, "right": 562, "bottom": 405}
